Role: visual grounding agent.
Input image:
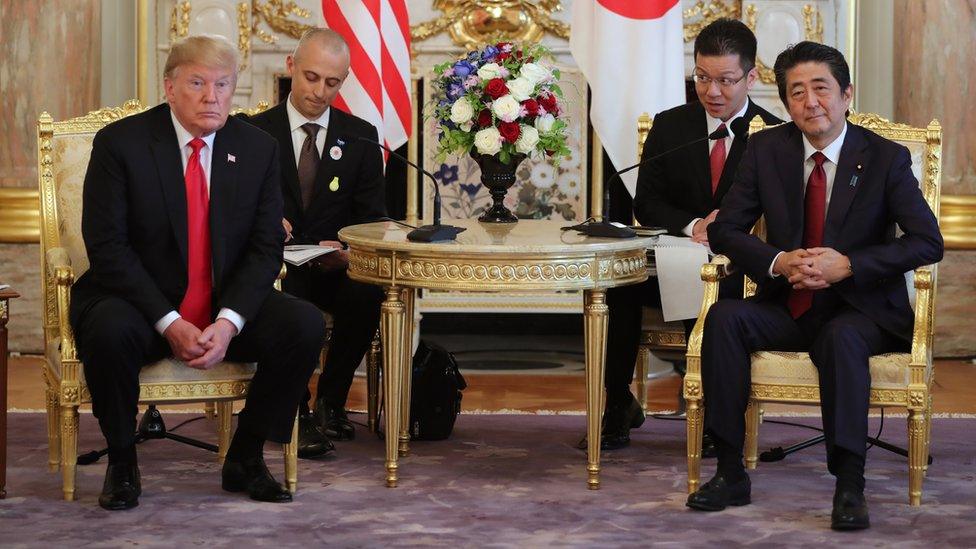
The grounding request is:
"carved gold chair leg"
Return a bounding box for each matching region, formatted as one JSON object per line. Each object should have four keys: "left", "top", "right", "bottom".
{"left": 45, "top": 371, "right": 61, "bottom": 472}
{"left": 215, "top": 401, "right": 233, "bottom": 464}
{"left": 60, "top": 404, "right": 79, "bottom": 501}
{"left": 635, "top": 345, "right": 649, "bottom": 412}
{"left": 684, "top": 377, "right": 703, "bottom": 494}
{"left": 907, "top": 406, "right": 926, "bottom": 506}
{"left": 397, "top": 288, "right": 415, "bottom": 457}
{"left": 366, "top": 330, "right": 381, "bottom": 433}
{"left": 923, "top": 395, "right": 933, "bottom": 476}
{"left": 204, "top": 401, "right": 217, "bottom": 420}
{"left": 744, "top": 399, "right": 761, "bottom": 470}
{"left": 283, "top": 413, "right": 299, "bottom": 494}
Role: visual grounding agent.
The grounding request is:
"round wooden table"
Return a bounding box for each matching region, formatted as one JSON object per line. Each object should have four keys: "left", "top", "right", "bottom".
{"left": 339, "top": 219, "right": 653, "bottom": 489}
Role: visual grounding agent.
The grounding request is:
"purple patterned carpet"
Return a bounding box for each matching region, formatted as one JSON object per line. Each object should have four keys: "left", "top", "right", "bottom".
{"left": 1, "top": 412, "right": 974, "bottom": 547}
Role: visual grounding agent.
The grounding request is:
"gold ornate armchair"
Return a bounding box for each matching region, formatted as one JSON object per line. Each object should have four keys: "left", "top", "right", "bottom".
{"left": 37, "top": 100, "right": 299, "bottom": 501}
{"left": 684, "top": 113, "right": 943, "bottom": 506}
{"left": 633, "top": 113, "right": 689, "bottom": 409}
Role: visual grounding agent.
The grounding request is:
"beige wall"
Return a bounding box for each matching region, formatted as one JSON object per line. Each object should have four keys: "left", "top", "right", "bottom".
{"left": 0, "top": 0, "right": 101, "bottom": 351}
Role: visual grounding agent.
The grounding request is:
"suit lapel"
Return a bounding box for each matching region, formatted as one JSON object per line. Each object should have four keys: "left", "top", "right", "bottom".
{"left": 823, "top": 124, "right": 868, "bottom": 247}
{"left": 149, "top": 106, "right": 189, "bottom": 268}
{"left": 209, "top": 120, "right": 240, "bottom": 287}
{"left": 308, "top": 110, "right": 344, "bottom": 211}
{"left": 271, "top": 103, "right": 303, "bottom": 211}
{"left": 777, "top": 124, "right": 806, "bottom": 248}
{"left": 688, "top": 104, "right": 712, "bottom": 201}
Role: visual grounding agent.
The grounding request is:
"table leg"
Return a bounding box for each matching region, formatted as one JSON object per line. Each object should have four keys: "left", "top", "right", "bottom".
{"left": 398, "top": 287, "right": 415, "bottom": 457}
{"left": 583, "top": 289, "right": 608, "bottom": 490}
{"left": 0, "top": 298, "right": 8, "bottom": 499}
{"left": 380, "top": 287, "right": 405, "bottom": 487}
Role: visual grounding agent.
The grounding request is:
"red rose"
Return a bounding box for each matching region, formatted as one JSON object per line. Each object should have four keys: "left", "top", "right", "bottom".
{"left": 496, "top": 41, "right": 512, "bottom": 50}
{"left": 495, "top": 52, "right": 511, "bottom": 62}
{"left": 498, "top": 121, "right": 521, "bottom": 143}
{"left": 485, "top": 78, "right": 508, "bottom": 100}
{"left": 477, "top": 109, "right": 492, "bottom": 127}
{"left": 521, "top": 99, "right": 540, "bottom": 117}
{"left": 538, "top": 92, "right": 558, "bottom": 115}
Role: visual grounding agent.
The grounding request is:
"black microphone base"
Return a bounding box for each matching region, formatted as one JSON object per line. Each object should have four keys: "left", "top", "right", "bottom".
{"left": 407, "top": 224, "right": 466, "bottom": 242}
{"left": 574, "top": 222, "right": 638, "bottom": 239}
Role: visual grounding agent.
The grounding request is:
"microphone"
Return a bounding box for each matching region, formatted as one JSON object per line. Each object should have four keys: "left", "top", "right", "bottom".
{"left": 569, "top": 119, "right": 744, "bottom": 238}
{"left": 358, "top": 136, "right": 465, "bottom": 242}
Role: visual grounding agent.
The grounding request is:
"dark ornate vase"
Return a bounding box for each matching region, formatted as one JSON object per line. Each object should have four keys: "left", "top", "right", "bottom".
{"left": 472, "top": 152, "right": 527, "bottom": 223}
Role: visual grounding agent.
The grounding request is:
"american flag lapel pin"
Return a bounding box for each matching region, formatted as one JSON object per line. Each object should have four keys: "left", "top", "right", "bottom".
{"left": 227, "top": 153, "right": 236, "bottom": 163}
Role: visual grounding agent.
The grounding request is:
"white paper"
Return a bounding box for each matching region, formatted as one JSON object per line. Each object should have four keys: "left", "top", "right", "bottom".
{"left": 0, "top": 284, "right": 9, "bottom": 291}
{"left": 283, "top": 245, "right": 336, "bottom": 266}
{"left": 653, "top": 237, "right": 710, "bottom": 322}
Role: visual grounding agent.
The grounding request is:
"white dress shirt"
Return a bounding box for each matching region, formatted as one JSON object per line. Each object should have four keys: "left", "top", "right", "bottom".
{"left": 155, "top": 112, "right": 245, "bottom": 335}
{"left": 683, "top": 100, "right": 751, "bottom": 236}
{"left": 767, "top": 122, "right": 849, "bottom": 277}
{"left": 286, "top": 94, "right": 330, "bottom": 167}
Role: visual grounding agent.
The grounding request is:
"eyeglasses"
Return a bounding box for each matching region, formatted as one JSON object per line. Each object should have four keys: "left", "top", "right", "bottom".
{"left": 693, "top": 71, "right": 749, "bottom": 89}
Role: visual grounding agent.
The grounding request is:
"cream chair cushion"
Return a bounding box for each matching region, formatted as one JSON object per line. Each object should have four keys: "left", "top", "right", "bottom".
{"left": 51, "top": 134, "right": 96, "bottom": 277}
{"left": 46, "top": 337, "right": 256, "bottom": 387}
{"left": 751, "top": 351, "right": 931, "bottom": 391}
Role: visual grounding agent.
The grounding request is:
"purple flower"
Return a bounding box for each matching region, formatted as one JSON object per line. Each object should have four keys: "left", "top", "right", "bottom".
{"left": 446, "top": 82, "right": 465, "bottom": 101}
{"left": 453, "top": 60, "right": 476, "bottom": 77}
{"left": 459, "top": 183, "right": 480, "bottom": 197}
{"left": 463, "top": 75, "right": 481, "bottom": 90}
{"left": 434, "top": 164, "right": 459, "bottom": 185}
{"left": 481, "top": 45, "right": 500, "bottom": 61}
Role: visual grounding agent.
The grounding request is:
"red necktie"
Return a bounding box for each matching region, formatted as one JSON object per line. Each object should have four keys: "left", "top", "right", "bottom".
{"left": 179, "top": 138, "right": 212, "bottom": 330}
{"left": 788, "top": 151, "right": 828, "bottom": 319}
{"left": 709, "top": 123, "right": 727, "bottom": 195}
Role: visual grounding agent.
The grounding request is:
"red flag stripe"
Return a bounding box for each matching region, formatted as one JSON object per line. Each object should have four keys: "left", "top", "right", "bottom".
{"left": 381, "top": 45, "right": 412, "bottom": 133}
{"left": 387, "top": 0, "right": 410, "bottom": 46}
{"left": 323, "top": 3, "right": 384, "bottom": 116}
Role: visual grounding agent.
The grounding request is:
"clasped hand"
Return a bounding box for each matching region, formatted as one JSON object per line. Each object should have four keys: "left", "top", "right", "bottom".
{"left": 163, "top": 317, "right": 238, "bottom": 370}
{"left": 774, "top": 247, "right": 851, "bottom": 290}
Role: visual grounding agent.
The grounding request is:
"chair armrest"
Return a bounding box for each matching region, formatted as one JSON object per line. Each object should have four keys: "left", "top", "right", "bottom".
{"left": 274, "top": 263, "right": 287, "bottom": 291}
{"left": 48, "top": 251, "right": 78, "bottom": 361}
{"left": 685, "top": 255, "right": 731, "bottom": 375}
{"left": 907, "top": 266, "right": 935, "bottom": 388}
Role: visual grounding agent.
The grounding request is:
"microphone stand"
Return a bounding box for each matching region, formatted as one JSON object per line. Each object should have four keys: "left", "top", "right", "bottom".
{"left": 359, "top": 137, "right": 465, "bottom": 242}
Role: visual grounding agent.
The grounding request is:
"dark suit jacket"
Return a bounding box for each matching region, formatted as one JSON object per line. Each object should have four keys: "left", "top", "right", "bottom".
{"left": 708, "top": 121, "right": 944, "bottom": 341}
{"left": 72, "top": 103, "right": 285, "bottom": 326}
{"left": 244, "top": 102, "right": 386, "bottom": 244}
{"left": 634, "top": 99, "right": 781, "bottom": 234}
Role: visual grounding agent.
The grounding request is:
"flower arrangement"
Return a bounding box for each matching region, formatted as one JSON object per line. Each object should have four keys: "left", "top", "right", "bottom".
{"left": 429, "top": 42, "right": 572, "bottom": 165}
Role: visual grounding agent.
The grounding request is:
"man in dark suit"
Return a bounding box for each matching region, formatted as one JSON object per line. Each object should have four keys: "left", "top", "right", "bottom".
{"left": 245, "top": 29, "right": 385, "bottom": 455}
{"left": 72, "top": 35, "right": 327, "bottom": 510}
{"left": 686, "top": 42, "right": 943, "bottom": 531}
{"left": 602, "top": 18, "right": 781, "bottom": 450}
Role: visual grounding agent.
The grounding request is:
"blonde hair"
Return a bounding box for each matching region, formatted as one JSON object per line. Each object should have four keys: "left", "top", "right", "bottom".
{"left": 164, "top": 35, "right": 239, "bottom": 78}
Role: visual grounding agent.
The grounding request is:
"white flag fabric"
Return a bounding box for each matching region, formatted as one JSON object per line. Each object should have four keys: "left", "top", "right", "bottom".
{"left": 570, "top": 0, "right": 685, "bottom": 196}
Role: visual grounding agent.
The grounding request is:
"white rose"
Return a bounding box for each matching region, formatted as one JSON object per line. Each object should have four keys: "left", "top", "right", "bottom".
{"left": 534, "top": 113, "right": 556, "bottom": 133}
{"left": 506, "top": 77, "right": 534, "bottom": 102}
{"left": 514, "top": 125, "right": 539, "bottom": 154}
{"left": 519, "top": 62, "right": 551, "bottom": 85}
{"left": 491, "top": 95, "right": 521, "bottom": 123}
{"left": 449, "top": 97, "right": 474, "bottom": 124}
{"left": 477, "top": 62, "right": 502, "bottom": 80}
{"left": 473, "top": 127, "right": 503, "bottom": 155}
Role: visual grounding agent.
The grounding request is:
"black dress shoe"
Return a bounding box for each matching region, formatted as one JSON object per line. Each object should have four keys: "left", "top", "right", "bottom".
{"left": 701, "top": 431, "right": 717, "bottom": 459}
{"left": 297, "top": 412, "right": 336, "bottom": 458}
{"left": 221, "top": 456, "right": 293, "bottom": 503}
{"left": 99, "top": 463, "right": 141, "bottom": 511}
{"left": 831, "top": 488, "right": 870, "bottom": 531}
{"left": 315, "top": 400, "right": 355, "bottom": 441}
{"left": 600, "top": 394, "right": 645, "bottom": 450}
{"left": 686, "top": 472, "right": 751, "bottom": 511}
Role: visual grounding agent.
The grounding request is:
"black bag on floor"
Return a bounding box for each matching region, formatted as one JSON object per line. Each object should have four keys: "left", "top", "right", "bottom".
{"left": 407, "top": 340, "right": 466, "bottom": 440}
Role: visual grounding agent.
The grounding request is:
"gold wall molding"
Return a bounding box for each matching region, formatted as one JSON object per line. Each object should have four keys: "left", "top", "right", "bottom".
{"left": 745, "top": 3, "right": 825, "bottom": 84}
{"left": 942, "top": 195, "right": 976, "bottom": 250}
{"left": 237, "top": 2, "right": 252, "bottom": 71}
{"left": 0, "top": 189, "right": 40, "bottom": 243}
{"left": 683, "top": 1, "right": 742, "bottom": 42}
{"left": 252, "top": 0, "right": 314, "bottom": 44}
{"left": 169, "top": 0, "right": 191, "bottom": 42}
{"left": 411, "top": 0, "right": 569, "bottom": 48}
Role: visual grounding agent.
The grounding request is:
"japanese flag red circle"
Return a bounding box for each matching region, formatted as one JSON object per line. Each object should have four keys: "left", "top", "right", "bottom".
{"left": 596, "top": 0, "right": 679, "bottom": 19}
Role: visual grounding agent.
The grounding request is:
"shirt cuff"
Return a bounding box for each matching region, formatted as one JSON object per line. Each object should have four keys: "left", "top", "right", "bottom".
{"left": 154, "top": 311, "right": 180, "bottom": 335}
{"left": 768, "top": 251, "right": 784, "bottom": 278}
{"left": 217, "top": 308, "right": 245, "bottom": 335}
{"left": 682, "top": 218, "right": 702, "bottom": 237}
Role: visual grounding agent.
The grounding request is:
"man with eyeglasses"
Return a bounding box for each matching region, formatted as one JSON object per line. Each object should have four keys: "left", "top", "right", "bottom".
{"left": 600, "top": 18, "right": 781, "bottom": 451}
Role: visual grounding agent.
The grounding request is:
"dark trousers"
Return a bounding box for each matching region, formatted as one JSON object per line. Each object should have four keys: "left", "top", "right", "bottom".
{"left": 701, "top": 296, "right": 906, "bottom": 465}
{"left": 284, "top": 265, "right": 383, "bottom": 409}
{"left": 72, "top": 291, "right": 326, "bottom": 450}
{"left": 605, "top": 273, "right": 742, "bottom": 407}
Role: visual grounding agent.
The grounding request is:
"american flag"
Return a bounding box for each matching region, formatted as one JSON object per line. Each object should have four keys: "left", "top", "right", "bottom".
{"left": 322, "top": 0, "right": 412, "bottom": 152}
